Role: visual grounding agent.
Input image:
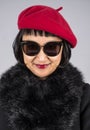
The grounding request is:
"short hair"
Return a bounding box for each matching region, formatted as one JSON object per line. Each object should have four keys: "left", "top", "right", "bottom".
{"left": 13, "top": 29, "right": 71, "bottom": 67}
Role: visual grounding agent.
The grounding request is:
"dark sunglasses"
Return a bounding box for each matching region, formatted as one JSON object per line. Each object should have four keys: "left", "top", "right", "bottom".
{"left": 21, "top": 40, "right": 63, "bottom": 56}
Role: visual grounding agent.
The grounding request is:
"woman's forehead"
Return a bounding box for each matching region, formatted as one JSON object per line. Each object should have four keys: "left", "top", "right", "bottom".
{"left": 22, "top": 29, "right": 60, "bottom": 38}
{"left": 22, "top": 34, "right": 62, "bottom": 42}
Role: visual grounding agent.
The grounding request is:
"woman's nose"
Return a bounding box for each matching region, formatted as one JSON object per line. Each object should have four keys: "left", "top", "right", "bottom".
{"left": 37, "top": 48, "right": 47, "bottom": 61}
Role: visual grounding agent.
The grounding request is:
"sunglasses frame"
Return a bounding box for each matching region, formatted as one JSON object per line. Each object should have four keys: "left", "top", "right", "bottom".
{"left": 21, "top": 40, "right": 63, "bottom": 56}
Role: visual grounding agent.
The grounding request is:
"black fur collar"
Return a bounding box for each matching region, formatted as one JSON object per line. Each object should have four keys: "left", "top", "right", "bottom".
{"left": 0, "top": 63, "right": 84, "bottom": 130}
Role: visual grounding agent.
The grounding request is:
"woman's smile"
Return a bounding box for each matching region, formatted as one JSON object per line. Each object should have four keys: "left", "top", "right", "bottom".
{"left": 34, "top": 63, "right": 51, "bottom": 69}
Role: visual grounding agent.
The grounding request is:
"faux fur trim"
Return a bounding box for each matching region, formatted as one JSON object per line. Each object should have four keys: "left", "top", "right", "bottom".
{"left": 0, "top": 63, "right": 84, "bottom": 130}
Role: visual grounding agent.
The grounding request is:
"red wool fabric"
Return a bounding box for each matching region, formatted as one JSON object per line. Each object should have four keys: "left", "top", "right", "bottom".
{"left": 18, "top": 5, "right": 77, "bottom": 48}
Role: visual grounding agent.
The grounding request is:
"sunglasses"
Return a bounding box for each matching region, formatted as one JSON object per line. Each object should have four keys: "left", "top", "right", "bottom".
{"left": 21, "top": 40, "right": 63, "bottom": 56}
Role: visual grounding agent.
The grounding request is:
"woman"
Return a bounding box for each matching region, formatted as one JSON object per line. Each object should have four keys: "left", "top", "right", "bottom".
{"left": 0, "top": 5, "right": 90, "bottom": 130}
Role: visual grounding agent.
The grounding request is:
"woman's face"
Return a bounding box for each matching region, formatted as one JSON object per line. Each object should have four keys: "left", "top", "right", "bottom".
{"left": 22, "top": 34, "right": 63, "bottom": 79}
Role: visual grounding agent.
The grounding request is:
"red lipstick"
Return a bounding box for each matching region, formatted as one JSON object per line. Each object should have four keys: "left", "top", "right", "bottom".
{"left": 35, "top": 64, "right": 49, "bottom": 69}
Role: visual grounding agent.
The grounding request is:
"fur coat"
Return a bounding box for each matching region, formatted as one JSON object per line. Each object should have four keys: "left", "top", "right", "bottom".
{"left": 0, "top": 63, "right": 90, "bottom": 130}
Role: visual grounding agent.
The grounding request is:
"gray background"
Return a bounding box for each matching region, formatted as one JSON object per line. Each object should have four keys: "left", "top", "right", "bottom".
{"left": 0, "top": 0, "right": 90, "bottom": 83}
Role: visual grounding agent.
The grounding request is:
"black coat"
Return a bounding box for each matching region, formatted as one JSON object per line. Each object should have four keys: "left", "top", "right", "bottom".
{"left": 0, "top": 63, "right": 90, "bottom": 130}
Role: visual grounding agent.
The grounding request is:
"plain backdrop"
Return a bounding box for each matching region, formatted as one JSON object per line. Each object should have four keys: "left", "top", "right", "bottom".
{"left": 0, "top": 0, "right": 90, "bottom": 83}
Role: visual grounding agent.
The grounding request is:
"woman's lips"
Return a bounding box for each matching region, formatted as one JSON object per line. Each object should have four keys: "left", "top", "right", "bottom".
{"left": 35, "top": 64, "right": 50, "bottom": 69}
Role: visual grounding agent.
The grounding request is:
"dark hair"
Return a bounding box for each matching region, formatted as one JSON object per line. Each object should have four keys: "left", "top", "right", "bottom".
{"left": 13, "top": 29, "right": 71, "bottom": 67}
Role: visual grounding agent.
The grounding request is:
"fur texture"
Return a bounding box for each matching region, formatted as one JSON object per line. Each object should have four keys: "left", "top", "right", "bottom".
{"left": 0, "top": 63, "right": 84, "bottom": 130}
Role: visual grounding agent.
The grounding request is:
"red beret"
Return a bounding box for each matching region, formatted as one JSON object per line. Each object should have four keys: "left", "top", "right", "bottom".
{"left": 18, "top": 5, "right": 77, "bottom": 48}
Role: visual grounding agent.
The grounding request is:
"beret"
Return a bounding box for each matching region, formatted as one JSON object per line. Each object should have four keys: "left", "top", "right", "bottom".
{"left": 17, "top": 5, "right": 77, "bottom": 48}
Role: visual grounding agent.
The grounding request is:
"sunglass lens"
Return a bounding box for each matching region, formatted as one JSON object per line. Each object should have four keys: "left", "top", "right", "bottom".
{"left": 22, "top": 41, "right": 40, "bottom": 56}
{"left": 44, "top": 42, "right": 62, "bottom": 56}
